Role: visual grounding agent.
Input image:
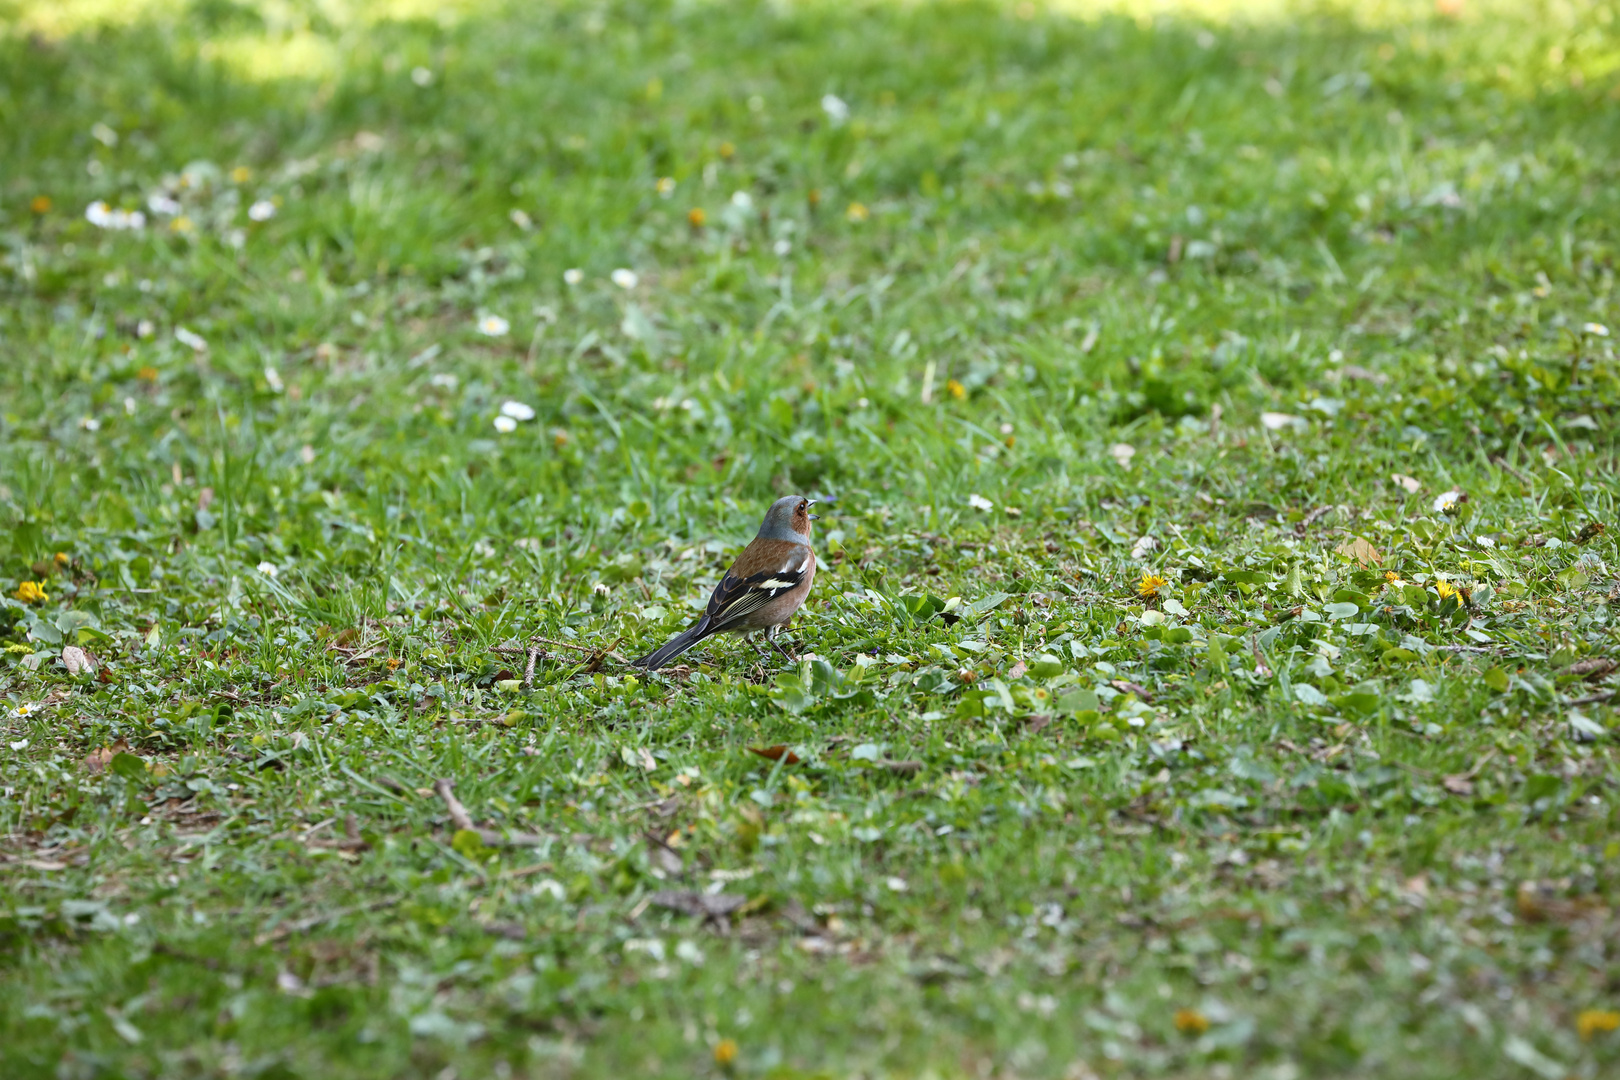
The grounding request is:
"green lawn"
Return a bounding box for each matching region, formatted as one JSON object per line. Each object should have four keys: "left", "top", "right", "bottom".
{"left": 3, "top": 0, "right": 1619, "bottom": 1076}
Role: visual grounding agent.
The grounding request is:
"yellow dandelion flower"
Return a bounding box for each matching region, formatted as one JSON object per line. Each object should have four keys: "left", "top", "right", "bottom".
{"left": 846, "top": 202, "right": 869, "bottom": 222}
{"left": 1174, "top": 1008, "right": 1210, "bottom": 1035}
{"left": 13, "top": 581, "right": 48, "bottom": 604}
{"left": 137, "top": 366, "right": 159, "bottom": 382}
{"left": 169, "top": 215, "right": 194, "bottom": 233}
{"left": 1137, "top": 573, "right": 1168, "bottom": 599}
{"left": 230, "top": 166, "right": 251, "bottom": 183}
{"left": 713, "top": 1038, "right": 738, "bottom": 1066}
{"left": 1434, "top": 580, "right": 1456, "bottom": 601}
{"left": 687, "top": 207, "right": 706, "bottom": 228}
{"left": 718, "top": 141, "right": 736, "bottom": 159}
{"left": 946, "top": 378, "right": 966, "bottom": 400}
{"left": 31, "top": 195, "right": 52, "bottom": 214}
{"left": 1577, "top": 1009, "right": 1620, "bottom": 1040}
{"left": 54, "top": 553, "right": 70, "bottom": 567}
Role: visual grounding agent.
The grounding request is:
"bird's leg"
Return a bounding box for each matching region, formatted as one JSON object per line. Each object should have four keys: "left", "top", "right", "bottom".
{"left": 764, "top": 625, "right": 797, "bottom": 662}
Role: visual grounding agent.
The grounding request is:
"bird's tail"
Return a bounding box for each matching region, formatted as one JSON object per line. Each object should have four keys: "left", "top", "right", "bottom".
{"left": 632, "top": 618, "right": 711, "bottom": 670}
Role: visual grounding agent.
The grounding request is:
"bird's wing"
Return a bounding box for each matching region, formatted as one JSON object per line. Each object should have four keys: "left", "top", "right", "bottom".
{"left": 704, "top": 549, "right": 810, "bottom": 631}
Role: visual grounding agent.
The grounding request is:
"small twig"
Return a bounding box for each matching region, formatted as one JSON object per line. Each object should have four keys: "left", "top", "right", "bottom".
{"left": 1249, "top": 633, "right": 1271, "bottom": 678}
{"left": 1294, "top": 505, "right": 1334, "bottom": 535}
{"left": 1489, "top": 456, "right": 1534, "bottom": 488}
{"left": 432, "top": 778, "right": 477, "bottom": 832}
{"left": 518, "top": 636, "right": 599, "bottom": 655}
{"left": 254, "top": 897, "right": 401, "bottom": 946}
{"left": 432, "top": 778, "right": 548, "bottom": 847}
{"left": 1434, "top": 644, "right": 1501, "bottom": 654}
{"left": 373, "top": 774, "right": 414, "bottom": 798}
{"left": 1565, "top": 689, "right": 1616, "bottom": 708}
{"left": 523, "top": 644, "right": 543, "bottom": 689}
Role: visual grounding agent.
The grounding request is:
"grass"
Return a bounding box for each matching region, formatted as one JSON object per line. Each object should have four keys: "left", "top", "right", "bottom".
{"left": 2, "top": 0, "right": 1619, "bottom": 1076}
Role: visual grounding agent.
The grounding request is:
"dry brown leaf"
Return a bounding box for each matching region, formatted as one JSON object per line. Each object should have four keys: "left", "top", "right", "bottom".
{"left": 62, "top": 645, "right": 96, "bottom": 676}
{"left": 1335, "top": 537, "right": 1382, "bottom": 567}
{"left": 1566, "top": 658, "right": 1616, "bottom": 681}
{"left": 1109, "top": 679, "right": 1155, "bottom": 703}
{"left": 1006, "top": 660, "right": 1028, "bottom": 681}
{"left": 748, "top": 745, "right": 801, "bottom": 765}
{"left": 648, "top": 890, "right": 747, "bottom": 920}
{"left": 1441, "top": 774, "right": 1474, "bottom": 796}
{"left": 1390, "top": 473, "right": 1422, "bottom": 494}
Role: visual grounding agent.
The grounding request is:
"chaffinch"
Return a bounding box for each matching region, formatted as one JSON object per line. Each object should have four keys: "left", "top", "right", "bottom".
{"left": 633, "top": 495, "right": 817, "bottom": 670}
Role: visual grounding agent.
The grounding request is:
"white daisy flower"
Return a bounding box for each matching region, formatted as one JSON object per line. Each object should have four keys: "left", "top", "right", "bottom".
{"left": 411, "top": 66, "right": 434, "bottom": 86}
{"left": 256, "top": 561, "right": 278, "bottom": 578}
{"left": 968, "top": 493, "right": 994, "bottom": 512}
{"left": 773, "top": 239, "right": 792, "bottom": 256}
{"left": 500, "top": 400, "right": 535, "bottom": 421}
{"left": 248, "top": 200, "right": 276, "bottom": 222}
{"left": 730, "top": 190, "right": 753, "bottom": 210}
{"left": 10, "top": 703, "right": 38, "bottom": 719}
{"left": 147, "top": 193, "right": 181, "bottom": 216}
{"left": 610, "top": 268, "right": 638, "bottom": 289}
{"left": 477, "top": 314, "right": 510, "bottom": 336}
{"left": 563, "top": 268, "right": 584, "bottom": 285}
{"left": 1433, "top": 490, "right": 1462, "bottom": 513}
{"left": 1583, "top": 322, "right": 1610, "bottom": 337}
{"left": 821, "top": 93, "right": 850, "bottom": 124}
{"left": 428, "top": 373, "right": 458, "bottom": 390}
{"left": 175, "top": 327, "right": 207, "bottom": 351}
{"left": 265, "top": 367, "right": 284, "bottom": 392}
{"left": 493, "top": 415, "right": 518, "bottom": 434}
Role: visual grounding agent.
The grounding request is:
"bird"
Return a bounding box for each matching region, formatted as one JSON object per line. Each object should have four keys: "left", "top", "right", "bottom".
{"left": 632, "top": 495, "right": 817, "bottom": 671}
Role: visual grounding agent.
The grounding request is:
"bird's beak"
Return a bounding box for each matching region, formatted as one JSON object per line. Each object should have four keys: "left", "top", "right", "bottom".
{"left": 809, "top": 514, "right": 820, "bottom": 521}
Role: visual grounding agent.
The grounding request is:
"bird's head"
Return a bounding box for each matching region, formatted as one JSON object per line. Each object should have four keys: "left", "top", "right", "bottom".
{"left": 759, "top": 495, "right": 816, "bottom": 542}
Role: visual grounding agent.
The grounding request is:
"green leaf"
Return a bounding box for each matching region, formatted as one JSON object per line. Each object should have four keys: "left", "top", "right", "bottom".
{"left": 1483, "top": 667, "right": 1510, "bottom": 692}
{"left": 967, "top": 592, "right": 1011, "bottom": 618}
{"left": 55, "top": 610, "right": 99, "bottom": 635}
{"left": 1325, "top": 602, "right": 1359, "bottom": 620}
{"left": 1028, "top": 653, "right": 1065, "bottom": 679}
{"left": 109, "top": 752, "right": 148, "bottom": 781}
{"left": 769, "top": 673, "right": 815, "bottom": 714}
{"left": 25, "top": 614, "right": 62, "bottom": 645}
{"left": 451, "top": 829, "right": 491, "bottom": 860}
{"left": 1057, "top": 688, "right": 1099, "bottom": 714}
{"left": 1292, "top": 683, "right": 1329, "bottom": 707}
{"left": 1333, "top": 691, "right": 1382, "bottom": 717}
